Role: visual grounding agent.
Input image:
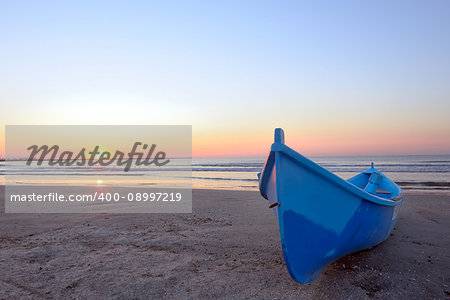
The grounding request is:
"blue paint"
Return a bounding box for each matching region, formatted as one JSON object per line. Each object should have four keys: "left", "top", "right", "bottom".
{"left": 259, "top": 128, "right": 403, "bottom": 283}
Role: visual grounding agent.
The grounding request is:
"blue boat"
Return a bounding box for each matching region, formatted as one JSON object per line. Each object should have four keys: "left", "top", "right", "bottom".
{"left": 258, "top": 128, "right": 403, "bottom": 283}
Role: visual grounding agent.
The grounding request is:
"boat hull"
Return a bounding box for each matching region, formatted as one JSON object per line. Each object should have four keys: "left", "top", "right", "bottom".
{"left": 259, "top": 130, "right": 402, "bottom": 283}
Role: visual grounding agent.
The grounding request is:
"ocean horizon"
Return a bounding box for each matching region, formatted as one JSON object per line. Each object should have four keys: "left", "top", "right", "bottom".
{"left": 2, "top": 154, "right": 449, "bottom": 193}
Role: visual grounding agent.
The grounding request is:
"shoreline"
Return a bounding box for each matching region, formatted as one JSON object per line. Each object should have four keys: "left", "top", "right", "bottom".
{"left": 0, "top": 186, "right": 449, "bottom": 298}
{"left": 2, "top": 184, "right": 450, "bottom": 195}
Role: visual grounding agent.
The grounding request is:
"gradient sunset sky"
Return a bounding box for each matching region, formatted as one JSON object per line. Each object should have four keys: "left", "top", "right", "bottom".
{"left": 1, "top": 1, "right": 449, "bottom": 158}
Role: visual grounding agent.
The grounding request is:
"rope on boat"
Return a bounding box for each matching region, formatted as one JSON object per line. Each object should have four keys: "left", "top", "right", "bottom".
{"left": 269, "top": 202, "right": 280, "bottom": 208}
{"left": 391, "top": 195, "right": 402, "bottom": 201}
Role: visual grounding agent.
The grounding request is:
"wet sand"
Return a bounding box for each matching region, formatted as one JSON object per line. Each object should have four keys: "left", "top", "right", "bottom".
{"left": 0, "top": 186, "right": 449, "bottom": 299}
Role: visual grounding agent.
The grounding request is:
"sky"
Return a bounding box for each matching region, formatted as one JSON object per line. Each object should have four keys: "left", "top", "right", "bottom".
{"left": 1, "top": 0, "right": 449, "bottom": 158}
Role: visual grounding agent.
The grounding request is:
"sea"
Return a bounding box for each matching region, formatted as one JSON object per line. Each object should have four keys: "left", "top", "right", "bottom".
{"left": 1, "top": 155, "right": 450, "bottom": 193}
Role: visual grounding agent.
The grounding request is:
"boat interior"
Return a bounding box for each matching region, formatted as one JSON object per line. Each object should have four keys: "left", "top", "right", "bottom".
{"left": 347, "top": 164, "right": 402, "bottom": 200}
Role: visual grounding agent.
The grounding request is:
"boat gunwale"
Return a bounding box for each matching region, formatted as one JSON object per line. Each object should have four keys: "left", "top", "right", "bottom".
{"left": 263, "top": 142, "right": 403, "bottom": 207}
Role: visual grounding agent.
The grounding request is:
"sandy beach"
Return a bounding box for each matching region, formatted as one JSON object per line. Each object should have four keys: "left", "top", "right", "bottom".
{"left": 0, "top": 186, "right": 448, "bottom": 299}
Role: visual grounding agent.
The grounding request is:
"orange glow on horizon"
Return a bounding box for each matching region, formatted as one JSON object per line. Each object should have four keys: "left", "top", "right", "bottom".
{"left": 192, "top": 128, "right": 450, "bottom": 158}
{"left": 1, "top": 127, "right": 449, "bottom": 159}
